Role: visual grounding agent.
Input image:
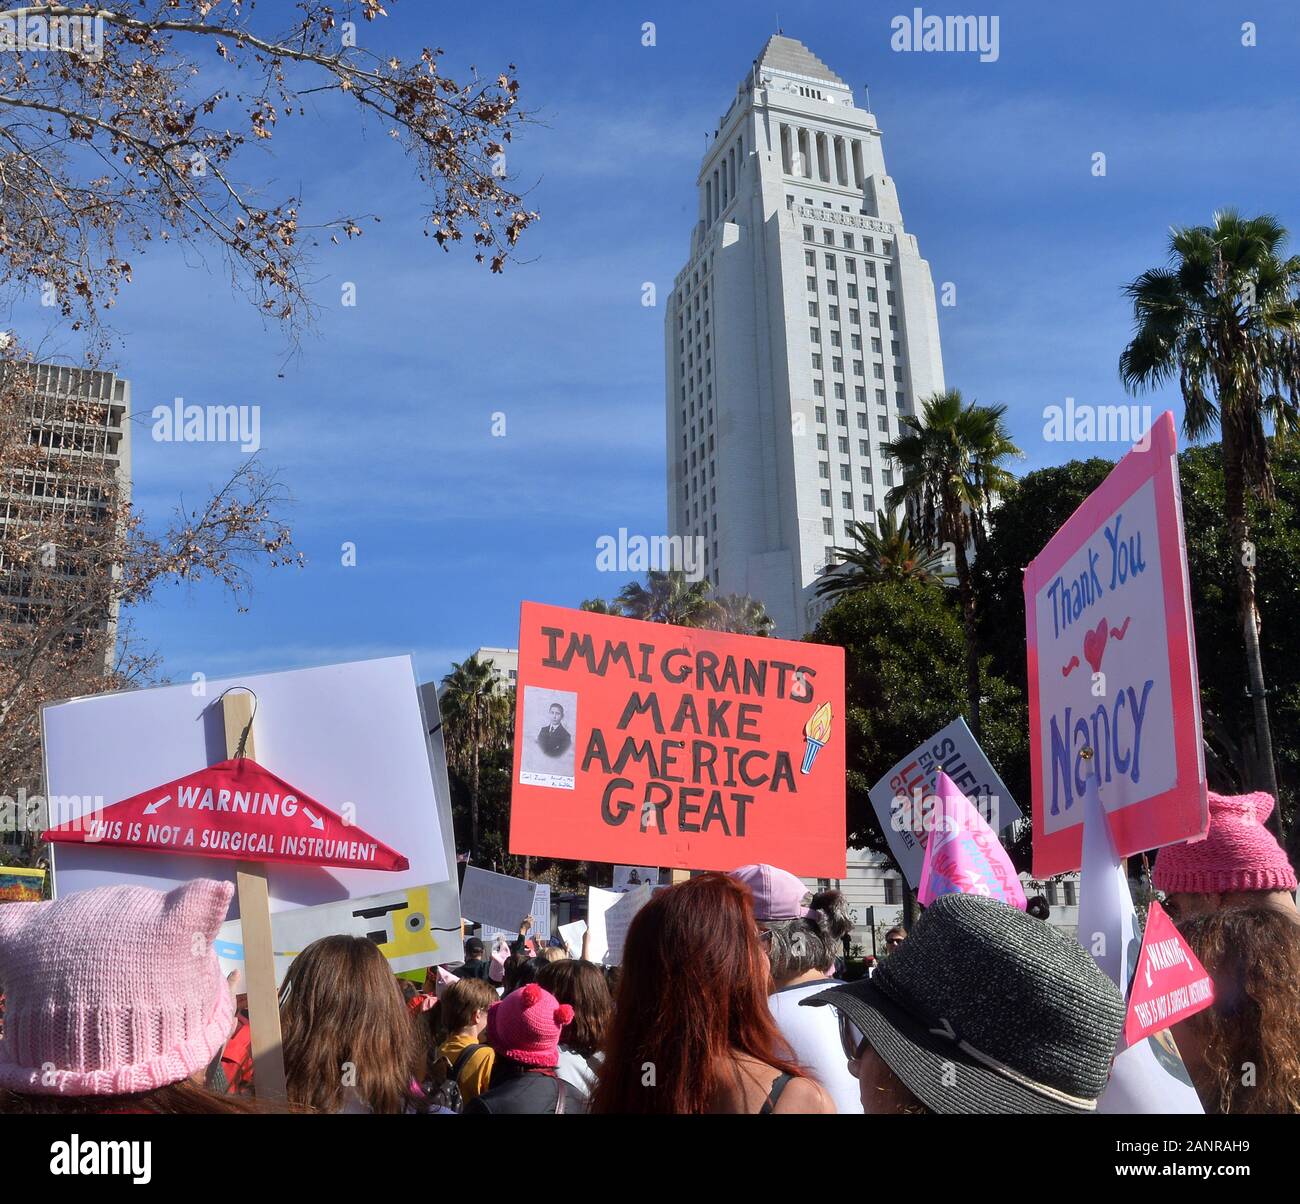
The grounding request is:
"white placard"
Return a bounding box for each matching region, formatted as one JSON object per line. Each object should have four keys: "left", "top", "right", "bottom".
{"left": 44, "top": 656, "right": 450, "bottom": 906}
{"left": 867, "top": 716, "right": 1022, "bottom": 889}
{"left": 461, "top": 867, "right": 551, "bottom": 940}
{"left": 613, "top": 865, "right": 661, "bottom": 892}
{"left": 595, "top": 878, "right": 650, "bottom": 967}
{"left": 558, "top": 919, "right": 587, "bottom": 956}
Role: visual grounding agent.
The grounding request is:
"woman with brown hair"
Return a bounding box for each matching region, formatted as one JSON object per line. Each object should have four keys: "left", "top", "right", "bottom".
{"left": 279, "top": 934, "right": 427, "bottom": 1114}
{"left": 1172, "top": 906, "right": 1300, "bottom": 1114}
{"left": 590, "top": 872, "right": 833, "bottom": 1114}
{"left": 537, "top": 957, "right": 611, "bottom": 1103}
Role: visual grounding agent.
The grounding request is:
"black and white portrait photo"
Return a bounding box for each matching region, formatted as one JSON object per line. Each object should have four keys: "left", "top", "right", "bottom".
{"left": 517, "top": 685, "right": 577, "bottom": 789}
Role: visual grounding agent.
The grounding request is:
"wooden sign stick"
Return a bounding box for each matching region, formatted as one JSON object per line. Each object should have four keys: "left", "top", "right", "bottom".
{"left": 222, "top": 691, "right": 288, "bottom": 1105}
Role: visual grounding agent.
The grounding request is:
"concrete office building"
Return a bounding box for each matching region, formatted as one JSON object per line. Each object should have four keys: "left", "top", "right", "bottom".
{"left": 666, "top": 35, "right": 945, "bottom": 635}
{"left": 0, "top": 362, "right": 132, "bottom": 664}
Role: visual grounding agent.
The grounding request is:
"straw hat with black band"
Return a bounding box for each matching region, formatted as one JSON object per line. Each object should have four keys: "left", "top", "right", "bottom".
{"left": 802, "top": 893, "right": 1125, "bottom": 1114}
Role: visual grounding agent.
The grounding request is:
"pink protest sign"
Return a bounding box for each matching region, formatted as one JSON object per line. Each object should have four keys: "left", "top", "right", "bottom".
{"left": 1124, "top": 901, "right": 1215, "bottom": 1045}
{"left": 1024, "top": 412, "right": 1207, "bottom": 878}
{"left": 917, "top": 772, "right": 1026, "bottom": 909}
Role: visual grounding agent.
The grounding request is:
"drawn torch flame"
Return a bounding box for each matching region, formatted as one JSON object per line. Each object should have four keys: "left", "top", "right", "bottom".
{"left": 801, "top": 702, "right": 833, "bottom": 774}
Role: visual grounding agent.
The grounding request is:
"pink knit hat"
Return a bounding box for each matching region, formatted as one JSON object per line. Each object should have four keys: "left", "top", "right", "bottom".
{"left": 1154, "top": 791, "right": 1297, "bottom": 895}
{"left": 485, "top": 982, "right": 573, "bottom": 1067}
{"left": 0, "top": 879, "right": 236, "bottom": 1096}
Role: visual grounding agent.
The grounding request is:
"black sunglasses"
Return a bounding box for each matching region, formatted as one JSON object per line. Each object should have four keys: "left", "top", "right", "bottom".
{"left": 837, "top": 1010, "right": 868, "bottom": 1061}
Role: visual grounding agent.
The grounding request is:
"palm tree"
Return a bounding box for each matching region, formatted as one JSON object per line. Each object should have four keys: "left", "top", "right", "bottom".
{"left": 884, "top": 389, "right": 1022, "bottom": 738}
{"left": 710, "top": 593, "right": 775, "bottom": 637}
{"left": 616, "top": 570, "right": 719, "bottom": 627}
{"left": 579, "top": 597, "right": 619, "bottom": 614}
{"left": 1120, "top": 210, "right": 1300, "bottom": 830}
{"left": 815, "top": 510, "right": 954, "bottom": 598}
{"left": 440, "top": 654, "right": 510, "bottom": 862}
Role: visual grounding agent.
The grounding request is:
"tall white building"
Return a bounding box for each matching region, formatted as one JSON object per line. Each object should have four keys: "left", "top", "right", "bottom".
{"left": 665, "top": 35, "right": 945, "bottom": 636}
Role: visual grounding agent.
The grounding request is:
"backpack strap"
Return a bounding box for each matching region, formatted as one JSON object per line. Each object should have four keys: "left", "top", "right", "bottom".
{"left": 758, "top": 1072, "right": 794, "bottom": 1115}
{"left": 451, "top": 1042, "right": 485, "bottom": 1079}
{"left": 554, "top": 1077, "right": 567, "bottom": 1115}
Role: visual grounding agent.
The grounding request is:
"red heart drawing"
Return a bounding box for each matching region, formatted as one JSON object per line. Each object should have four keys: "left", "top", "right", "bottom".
{"left": 1082, "top": 617, "right": 1109, "bottom": 675}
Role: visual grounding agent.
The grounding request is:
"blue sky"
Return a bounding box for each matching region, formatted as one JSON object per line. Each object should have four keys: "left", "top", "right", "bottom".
{"left": 14, "top": 0, "right": 1300, "bottom": 687}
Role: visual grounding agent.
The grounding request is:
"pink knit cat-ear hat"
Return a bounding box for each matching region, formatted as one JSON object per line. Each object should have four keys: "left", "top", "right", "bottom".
{"left": 0, "top": 878, "right": 236, "bottom": 1096}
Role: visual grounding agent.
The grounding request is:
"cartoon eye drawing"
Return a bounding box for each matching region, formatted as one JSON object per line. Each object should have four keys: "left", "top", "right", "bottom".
{"left": 404, "top": 911, "right": 427, "bottom": 933}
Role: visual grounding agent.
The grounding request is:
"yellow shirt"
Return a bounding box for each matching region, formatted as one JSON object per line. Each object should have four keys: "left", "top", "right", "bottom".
{"left": 438, "top": 1031, "right": 495, "bottom": 1103}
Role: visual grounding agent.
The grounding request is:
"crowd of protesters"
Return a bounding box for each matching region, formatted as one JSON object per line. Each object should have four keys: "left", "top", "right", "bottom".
{"left": 0, "top": 786, "right": 1296, "bottom": 1115}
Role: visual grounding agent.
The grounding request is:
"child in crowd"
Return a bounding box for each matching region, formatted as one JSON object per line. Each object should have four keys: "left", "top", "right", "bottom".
{"left": 592, "top": 872, "right": 834, "bottom": 1114}
{"left": 537, "top": 958, "right": 610, "bottom": 1103}
{"left": 434, "top": 977, "right": 498, "bottom": 1106}
{"left": 279, "top": 935, "right": 427, "bottom": 1114}
{"left": 1173, "top": 906, "right": 1300, "bottom": 1113}
{"left": 0, "top": 879, "right": 256, "bottom": 1114}
{"left": 465, "top": 982, "right": 582, "bottom": 1114}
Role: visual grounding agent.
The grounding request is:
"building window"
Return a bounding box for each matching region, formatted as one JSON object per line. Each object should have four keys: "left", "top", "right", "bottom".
{"left": 815, "top": 406, "right": 826, "bottom": 423}
{"left": 884, "top": 878, "right": 900, "bottom": 905}
{"left": 819, "top": 461, "right": 830, "bottom": 479}
{"left": 817, "top": 434, "right": 828, "bottom": 451}
{"left": 837, "top": 436, "right": 849, "bottom": 453}
{"left": 1064, "top": 881, "right": 1077, "bottom": 906}
{"left": 822, "top": 518, "right": 834, "bottom": 535}
{"left": 805, "top": 250, "right": 815, "bottom": 266}
{"left": 820, "top": 489, "right": 831, "bottom": 506}
{"left": 841, "top": 491, "right": 852, "bottom": 507}
{"left": 803, "top": 225, "right": 814, "bottom": 241}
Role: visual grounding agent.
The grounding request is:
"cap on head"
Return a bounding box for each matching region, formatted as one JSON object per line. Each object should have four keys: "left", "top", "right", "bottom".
{"left": 727, "top": 863, "right": 814, "bottom": 922}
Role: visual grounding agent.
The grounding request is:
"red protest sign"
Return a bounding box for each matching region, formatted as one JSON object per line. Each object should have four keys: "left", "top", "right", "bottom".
{"left": 1123, "top": 900, "right": 1214, "bottom": 1045}
{"left": 509, "top": 602, "right": 846, "bottom": 876}
{"left": 42, "top": 757, "right": 409, "bottom": 872}
{"left": 1023, "top": 412, "right": 1207, "bottom": 877}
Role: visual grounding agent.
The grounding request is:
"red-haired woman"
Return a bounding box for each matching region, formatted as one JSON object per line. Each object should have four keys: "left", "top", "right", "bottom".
{"left": 591, "top": 872, "right": 834, "bottom": 1114}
